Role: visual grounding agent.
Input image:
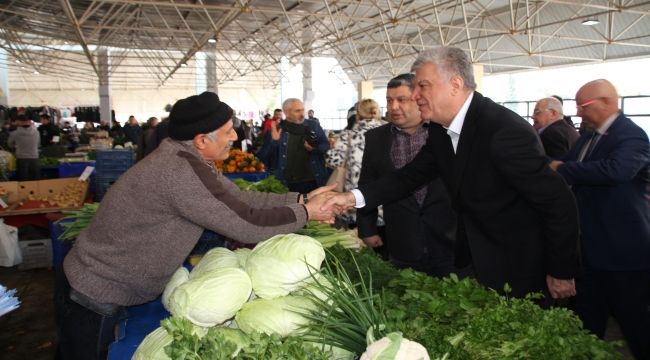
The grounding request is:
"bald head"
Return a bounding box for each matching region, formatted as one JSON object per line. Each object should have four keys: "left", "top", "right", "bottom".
{"left": 576, "top": 79, "right": 619, "bottom": 129}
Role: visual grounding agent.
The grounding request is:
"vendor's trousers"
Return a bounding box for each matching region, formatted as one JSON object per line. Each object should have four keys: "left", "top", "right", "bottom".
{"left": 54, "top": 269, "right": 126, "bottom": 360}
{"left": 15, "top": 158, "right": 39, "bottom": 181}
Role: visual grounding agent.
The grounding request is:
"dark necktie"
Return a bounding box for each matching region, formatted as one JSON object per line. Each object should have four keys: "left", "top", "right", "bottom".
{"left": 578, "top": 132, "right": 601, "bottom": 162}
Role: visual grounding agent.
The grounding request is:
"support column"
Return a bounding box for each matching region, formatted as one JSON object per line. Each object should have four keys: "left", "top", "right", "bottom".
{"left": 302, "top": 57, "right": 313, "bottom": 109}
{"left": 357, "top": 80, "right": 373, "bottom": 100}
{"left": 473, "top": 63, "right": 484, "bottom": 92}
{"left": 0, "top": 49, "right": 9, "bottom": 107}
{"left": 206, "top": 48, "right": 218, "bottom": 94}
{"left": 98, "top": 48, "right": 112, "bottom": 126}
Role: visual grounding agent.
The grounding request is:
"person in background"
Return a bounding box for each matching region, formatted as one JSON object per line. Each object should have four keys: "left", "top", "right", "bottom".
{"left": 0, "top": 122, "right": 13, "bottom": 150}
{"left": 98, "top": 120, "right": 110, "bottom": 132}
{"left": 37, "top": 114, "right": 60, "bottom": 148}
{"left": 257, "top": 98, "right": 330, "bottom": 193}
{"left": 140, "top": 116, "right": 159, "bottom": 158}
{"left": 307, "top": 109, "right": 319, "bottom": 123}
{"left": 326, "top": 99, "right": 384, "bottom": 227}
{"left": 263, "top": 109, "right": 282, "bottom": 133}
{"left": 323, "top": 46, "right": 579, "bottom": 300}
{"left": 8, "top": 114, "right": 40, "bottom": 180}
{"left": 550, "top": 79, "right": 649, "bottom": 360}
{"left": 54, "top": 92, "right": 337, "bottom": 360}
{"left": 551, "top": 95, "right": 575, "bottom": 127}
{"left": 123, "top": 115, "right": 143, "bottom": 148}
{"left": 532, "top": 97, "right": 579, "bottom": 159}
{"left": 357, "top": 74, "right": 462, "bottom": 277}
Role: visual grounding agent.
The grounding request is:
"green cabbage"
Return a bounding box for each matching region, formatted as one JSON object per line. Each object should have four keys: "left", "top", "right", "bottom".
{"left": 168, "top": 267, "right": 252, "bottom": 327}
{"left": 132, "top": 326, "right": 172, "bottom": 360}
{"left": 234, "top": 248, "right": 252, "bottom": 268}
{"left": 162, "top": 267, "right": 189, "bottom": 312}
{"left": 234, "top": 295, "right": 315, "bottom": 337}
{"left": 189, "top": 247, "right": 240, "bottom": 279}
{"left": 211, "top": 327, "right": 251, "bottom": 356}
{"left": 360, "top": 332, "right": 430, "bottom": 360}
{"left": 245, "top": 234, "right": 325, "bottom": 299}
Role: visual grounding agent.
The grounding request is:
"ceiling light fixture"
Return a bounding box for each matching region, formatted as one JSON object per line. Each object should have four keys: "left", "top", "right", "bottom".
{"left": 208, "top": 37, "right": 217, "bottom": 44}
{"left": 581, "top": 18, "right": 599, "bottom": 26}
{"left": 15, "top": 60, "right": 20, "bottom": 64}
{"left": 33, "top": 70, "right": 39, "bottom": 75}
{"left": 181, "top": 62, "right": 188, "bottom": 68}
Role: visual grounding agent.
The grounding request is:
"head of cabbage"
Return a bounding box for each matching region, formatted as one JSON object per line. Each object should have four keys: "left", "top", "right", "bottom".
{"left": 234, "top": 295, "right": 315, "bottom": 337}
{"left": 162, "top": 267, "right": 189, "bottom": 312}
{"left": 189, "top": 247, "right": 240, "bottom": 279}
{"left": 360, "top": 332, "right": 430, "bottom": 360}
{"left": 168, "top": 267, "right": 252, "bottom": 327}
{"left": 245, "top": 233, "right": 325, "bottom": 299}
{"left": 132, "top": 323, "right": 205, "bottom": 360}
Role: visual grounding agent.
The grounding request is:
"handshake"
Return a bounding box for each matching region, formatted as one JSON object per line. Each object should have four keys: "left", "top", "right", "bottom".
{"left": 302, "top": 184, "right": 356, "bottom": 224}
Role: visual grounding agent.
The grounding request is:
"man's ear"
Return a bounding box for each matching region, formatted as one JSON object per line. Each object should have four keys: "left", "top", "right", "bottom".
{"left": 450, "top": 74, "right": 464, "bottom": 95}
{"left": 193, "top": 134, "right": 206, "bottom": 149}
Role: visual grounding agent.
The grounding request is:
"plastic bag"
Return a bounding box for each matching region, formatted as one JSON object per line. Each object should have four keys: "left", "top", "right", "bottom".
{"left": 0, "top": 219, "right": 21, "bottom": 267}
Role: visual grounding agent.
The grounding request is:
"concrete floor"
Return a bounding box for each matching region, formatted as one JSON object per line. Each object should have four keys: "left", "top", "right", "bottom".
{"left": 0, "top": 265, "right": 636, "bottom": 360}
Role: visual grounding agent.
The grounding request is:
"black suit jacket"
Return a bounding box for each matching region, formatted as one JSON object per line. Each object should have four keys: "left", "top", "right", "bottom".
{"left": 356, "top": 124, "right": 456, "bottom": 263}
{"left": 539, "top": 119, "right": 579, "bottom": 159}
{"left": 358, "top": 92, "right": 580, "bottom": 297}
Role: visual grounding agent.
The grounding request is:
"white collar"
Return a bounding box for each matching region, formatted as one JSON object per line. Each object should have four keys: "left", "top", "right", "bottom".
{"left": 596, "top": 112, "right": 619, "bottom": 135}
{"left": 446, "top": 92, "right": 474, "bottom": 136}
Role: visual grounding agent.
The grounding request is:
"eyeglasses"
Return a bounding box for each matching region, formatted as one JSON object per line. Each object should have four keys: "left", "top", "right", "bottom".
{"left": 576, "top": 98, "right": 600, "bottom": 110}
{"left": 533, "top": 109, "right": 549, "bottom": 115}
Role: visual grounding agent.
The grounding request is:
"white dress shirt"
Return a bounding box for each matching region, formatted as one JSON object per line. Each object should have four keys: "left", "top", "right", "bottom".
{"left": 352, "top": 92, "right": 475, "bottom": 208}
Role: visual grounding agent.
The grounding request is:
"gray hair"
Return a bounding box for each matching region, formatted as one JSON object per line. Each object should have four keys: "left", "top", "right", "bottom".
{"left": 411, "top": 46, "right": 476, "bottom": 90}
{"left": 178, "top": 129, "right": 218, "bottom": 147}
{"left": 541, "top": 97, "right": 564, "bottom": 117}
{"left": 282, "top": 98, "right": 301, "bottom": 111}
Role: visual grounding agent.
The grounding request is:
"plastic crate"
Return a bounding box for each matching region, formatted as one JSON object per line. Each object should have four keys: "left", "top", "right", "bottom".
{"left": 223, "top": 172, "right": 269, "bottom": 182}
{"left": 18, "top": 239, "right": 53, "bottom": 270}
{"left": 59, "top": 161, "right": 96, "bottom": 193}
{"left": 95, "top": 149, "right": 135, "bottom": 173}
{"left": 95, "top": 175, "right": 119, "bottom": 201}
{"left": 49, "top": 220, "right": 73, "bottom": 269}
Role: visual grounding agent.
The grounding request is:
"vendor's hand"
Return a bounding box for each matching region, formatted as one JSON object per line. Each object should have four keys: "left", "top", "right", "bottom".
{"left": 270, "top": 121, "right": 281, "bottom": 141}
{"left": 549, "top": 160, "right": 563, "bottom": 171}
{"left": 304, "top": 192, "right": 337, "bottom": 223}
{"left": 362, "top": 235, "right": 383, "bottom": 248}
{"left": 307, "top": 184, "right": 337, "bottom": 199}
{"left": 303, "top": 141, "right": 314, "bottom": 152}
{"left": 546, "top": 275, "right": 576, "bottom": 299}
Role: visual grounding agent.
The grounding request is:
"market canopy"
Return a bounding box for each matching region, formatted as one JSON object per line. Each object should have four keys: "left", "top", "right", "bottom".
{"left": 1, "top": 0, "right": 649, "bottom": 90}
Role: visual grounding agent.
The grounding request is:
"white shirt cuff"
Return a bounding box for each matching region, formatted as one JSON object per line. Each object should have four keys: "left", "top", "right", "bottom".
{"left": 350, "top": 189, "right": 366, "bottom": 208}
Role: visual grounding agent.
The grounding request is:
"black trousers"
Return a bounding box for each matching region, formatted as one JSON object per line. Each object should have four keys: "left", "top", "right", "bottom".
{"left": 15, "top": 158, "right": 40, "bottom": 181}
{"left": 54, "top": 269, "right": 125, "bottom": 360}
{"left": 574, "top": 268, "right": 650, "bottom": 360}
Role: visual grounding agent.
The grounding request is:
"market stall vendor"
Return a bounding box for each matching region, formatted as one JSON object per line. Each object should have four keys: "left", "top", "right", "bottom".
{"left": 54, "top": 91, "right": 337, "bottom": 360}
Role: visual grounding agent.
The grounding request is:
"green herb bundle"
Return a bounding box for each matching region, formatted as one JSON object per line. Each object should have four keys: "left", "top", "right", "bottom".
{"left": 57, "top": 202, "right": 99, "bottom": 241}
{"left": 231, "top": 176, "right": 288, "bottom": 193}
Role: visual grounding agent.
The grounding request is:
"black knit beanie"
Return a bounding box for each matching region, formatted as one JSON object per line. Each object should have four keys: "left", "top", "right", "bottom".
{"left": 168, "top": 92, "right": 233, "bottom": 140}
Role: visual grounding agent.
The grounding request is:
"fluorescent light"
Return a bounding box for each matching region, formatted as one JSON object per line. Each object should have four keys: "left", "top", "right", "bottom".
{"left": 181, "top": 62, "right": 188, "bottom": 67}
{"left": 581, "top": 19, "right": 599, "bottom": 26}
{"left": 208, "top": 37, "right": 217, "bottom": 44}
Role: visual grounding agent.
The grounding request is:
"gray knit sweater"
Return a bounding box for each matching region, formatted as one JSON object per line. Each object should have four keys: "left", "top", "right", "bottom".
{"left": 64, "top": 139, "right": 307, "bottom": 306}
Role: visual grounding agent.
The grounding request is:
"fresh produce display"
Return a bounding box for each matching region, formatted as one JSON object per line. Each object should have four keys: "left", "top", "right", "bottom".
{"left": 295, "top": 220, "right": 364, "bottom": 249}
{"left": 215, "top": 149, "right": 265, "bottom": 173}
{"left": 231, "top": 176, "right": 288, "bottom": 193}
{"left": 39, "top": 157, "right": 60, "bottom": 166}
{"left": 134, "top": 238, "right": 622, "bottom": 360}
{"left": 245, "top": 233, "right": 325, "bottom": 299}
{"left": 57, "top": 202, "right": 99, "bottom": 241}
{"left": 161, "top": 267, "right": 189, "bottom": 311}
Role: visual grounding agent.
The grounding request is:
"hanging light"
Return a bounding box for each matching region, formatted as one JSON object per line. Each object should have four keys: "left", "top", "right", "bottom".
{"left": 581, "top": 18, "right": 599, "bottom": 26}
{"left": 208, "top": 37, "right": 217, "bottom": 44}
{"left": 181, "top": 62, "right": 188, "bottom": 68}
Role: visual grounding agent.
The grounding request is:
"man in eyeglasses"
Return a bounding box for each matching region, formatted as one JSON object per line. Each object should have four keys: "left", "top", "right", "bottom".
{"left": 531, "top": 97, "right": 579, "bottom": 159}
{"left": 550, "top": 79, "right": 650, "bottom": 360}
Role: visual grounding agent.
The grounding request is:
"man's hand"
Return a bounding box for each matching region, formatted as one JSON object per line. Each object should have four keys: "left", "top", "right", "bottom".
{"left": 303, "top": 141, "right": 314, "bottom": 152}
{"left": 549, "top": 160, "right": 563, "bottom": 171}
{"left": 546, "top": 275, "right": 576, "bottom": 299}
{"left": 321, "top": 191, "right": 356, "bottom": 215}
{"left": 304, "top": 191, "right": 338, "bottom": 223}
{"left": 306, "top": 184, "right": 337, "bottom": 200}
{"left": 270, "top": 121, "right": 281, "bottom": 141}
{"left": 362, "top": 235, "right": 383, "bottom": 248}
